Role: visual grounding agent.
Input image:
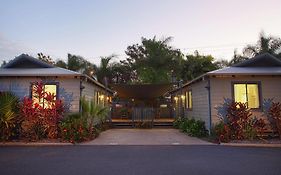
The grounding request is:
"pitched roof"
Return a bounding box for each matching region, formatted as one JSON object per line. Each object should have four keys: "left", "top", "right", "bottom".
{"left": 233, "top": 53, "right": 281, "bottom": 67}
{"left": 208, "top": 67, "right": 281, "bottom": 76}
{"left": 208, "top": 53, "right": 281, "bottom": 76}
{"left": 0, "top": 54, "right": 114, "bottom": 93}
{"left": 0, "top": 67, "right": 81, "bottom": 76}
{"left": 3, "top": 54, "right": 54, "bottom": 68}
{"left": 170, "top": 53, "right": 281, "bottom": 94}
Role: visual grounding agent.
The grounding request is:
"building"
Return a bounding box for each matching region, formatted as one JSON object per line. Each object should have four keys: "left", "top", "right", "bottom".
{"left": 0, "top": 54, "right": 113, "bottom": 112}
{"left": 171, "top": 53, "right": 281, "bottom": 131}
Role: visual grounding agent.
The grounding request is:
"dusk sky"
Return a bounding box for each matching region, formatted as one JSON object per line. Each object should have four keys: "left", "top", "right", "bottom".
{"left": 1, "top": 0, "right": 281, "bottom": 65}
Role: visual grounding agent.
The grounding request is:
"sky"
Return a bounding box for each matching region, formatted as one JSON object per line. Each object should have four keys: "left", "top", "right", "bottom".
{"left": 0, "top": 0, "right": 281, "bottom": 65}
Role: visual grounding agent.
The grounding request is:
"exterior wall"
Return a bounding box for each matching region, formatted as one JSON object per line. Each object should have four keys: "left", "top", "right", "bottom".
{"left": 172, "top": 79, "right": 210, "bottom": 130}
{"left": 81, "top": 80, "right": 112, "bottom": 107}
{"left": 210, "top": 75, "right": 281, "bottom": 127}
{"left": 184, "top": 80, "right": 210, "bottom": 129}
{"left": 0, "top": 76, "right": 81, "bottom": 112}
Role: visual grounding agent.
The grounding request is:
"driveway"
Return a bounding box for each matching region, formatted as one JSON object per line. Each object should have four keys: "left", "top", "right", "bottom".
{"left": 82, "top": 128, "right": 211, "bottom": 145}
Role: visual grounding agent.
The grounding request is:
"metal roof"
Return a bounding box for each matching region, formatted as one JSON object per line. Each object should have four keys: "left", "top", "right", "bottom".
{"left": 4, "top": 54, "right": 54, "bottom": 68}
{"left": 208, "top": 67, "right": 281, "bottom": 75}
{"left": 0, "top": 67, "right": 81, "bottom": 76}
{"left": 233, "top": 53, "right": 281, "bottom": 67}
{"left": 0, "top": 54, "right": 114, "bottom": 93}
{"left": 170, "top": 53, "right": 281, "bottom": 94}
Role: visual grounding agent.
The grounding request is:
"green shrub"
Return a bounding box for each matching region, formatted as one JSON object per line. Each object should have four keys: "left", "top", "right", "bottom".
{"left": 173, "top": 117, "right": 182, "bottom": 129}
{"left": 174, "top": 117, "right": 208, "bottom": 138}
{"left": 60, "top": 96, "right": 110, "bottom": 143}
{"left": 0, "top": 92, "right": 20, "bottom": 141}
{"left": 188, "top": 120, "right": 208, "bottom": 137}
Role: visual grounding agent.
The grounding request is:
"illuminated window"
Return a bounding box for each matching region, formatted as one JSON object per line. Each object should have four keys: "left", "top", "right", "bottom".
{"left": 185, "top": 90, "right": 192, "bottom": 109}
{"left": 234, "top": 83, "right": 260, "bottom": 108}
{"left": 31, "top": 83, "right": 58, "bottom": 108}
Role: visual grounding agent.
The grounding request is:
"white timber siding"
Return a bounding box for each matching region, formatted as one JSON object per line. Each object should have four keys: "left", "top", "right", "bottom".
{"left": 183, "top": 80, "right": 210, "bottom": 130}
{"left": 81, "top": 80, "right": 110, "bottom": 106}
{"left": 0, "top": 76, "right": 81, "bottom": 112}
{"left": 210, "top": 76, "right": 281, "bottom": 127}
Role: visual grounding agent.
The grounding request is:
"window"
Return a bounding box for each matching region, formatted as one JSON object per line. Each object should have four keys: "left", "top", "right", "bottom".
{"left": 185, "top": 90, "right": 192, "bottom": 109}
{"left": 233, "top": 83, "right": 260, "bottom": 108}
{"left": 96, "top": 91, "right": 105, "bottom": 106}
{"left": 31, "top": 83, "right": 58, "bottom": 108}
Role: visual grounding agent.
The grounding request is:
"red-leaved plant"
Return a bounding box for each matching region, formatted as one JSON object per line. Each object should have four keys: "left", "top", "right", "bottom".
{"left": 215, "top": 99, "right": 266, "bottom": 142}
{"left": 20, "top": 81, "right": 64, "bottom": 140}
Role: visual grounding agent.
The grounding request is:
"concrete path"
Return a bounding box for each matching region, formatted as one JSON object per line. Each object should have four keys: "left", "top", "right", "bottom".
{"left": 82, "top": 129, "right": 212, "bottom": 145}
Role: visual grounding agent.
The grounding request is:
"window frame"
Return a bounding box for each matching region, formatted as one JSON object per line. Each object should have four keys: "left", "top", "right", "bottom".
{"left": 231, "top": 81, "right": 262, "bottom": 110}
{"left": 185, "top": 89, "right": 192, "bottom": 110}
{"left": 30, "top": 82, "right": 59, "bottom": 108}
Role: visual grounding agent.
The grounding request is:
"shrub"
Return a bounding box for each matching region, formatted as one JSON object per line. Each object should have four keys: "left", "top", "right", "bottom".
{"left": 215, "top": 98, "right": 266, "bottom": 142}
{"left": 60, "top": 96, "right": 110, "bottom": 143}
{"left": 263, "top": 99, "right": 281, "bottom": 139}
{"left": 173, "top": 117, "right": 183, "bottom": 129}
{"left": 0, "top": 92, "right": 20, "bottom": 141}
{"left": 60, "top": 113, "right": 95, "bottom": 143}
{"left": 174, "top": 117, "right": 208, "bottom": 138}
{"left": 211, "top": 121, "right": 231, "bottom": 143}
{"left": 188, "top": 120, "right": 208, "bottom": 137}
{"left": 20, "top": 82, "right": 65, "bottom": 141}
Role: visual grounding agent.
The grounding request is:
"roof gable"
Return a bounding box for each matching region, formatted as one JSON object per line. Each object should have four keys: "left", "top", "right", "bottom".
{"left": 3, "top": 54, "right": 54, "bottom": 68}
{"left": 233, "top": 53, "right": 281, "bottom": 67}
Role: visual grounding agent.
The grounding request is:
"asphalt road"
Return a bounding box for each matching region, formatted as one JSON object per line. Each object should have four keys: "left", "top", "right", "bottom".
{"left": 0, "top": 145, "right": 281, "bottom": 175}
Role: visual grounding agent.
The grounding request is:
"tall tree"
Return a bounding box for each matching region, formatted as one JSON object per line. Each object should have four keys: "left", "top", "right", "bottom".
{"left": 229, "top": 49, "right": 249, "bottom": 66}
{"left": 66, "top": 53, "right": 97, "bottom": 77}
{"left": 181, "top": 51, "right": 218, "bottom": 81}
{"left": 37, "top": 53, "right": 55, "bottom": 65}
{"left": 96, "top": 55, "right": 116, "bottom": 85}
{"left": 214, "top": 59, "right": 229, "bottom": 69}
{"left": 124, "top": 36, "right": 184, "bottom": 84}
{"left": 243, "top": 32, "right": 281, "bottom": 58}
{"left": 55, "top": 60, "right": 67, "bottom": 69}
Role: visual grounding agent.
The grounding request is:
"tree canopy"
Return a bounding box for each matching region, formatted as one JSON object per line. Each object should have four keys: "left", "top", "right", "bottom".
{"left": 10, "top": 32, "right": 280, "bottom": 86}
{"left": 123, "top": 36, "right": 184, "bottom": 84}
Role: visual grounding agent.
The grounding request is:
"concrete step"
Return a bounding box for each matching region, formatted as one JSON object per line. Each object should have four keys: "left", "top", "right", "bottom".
{"left": 112, "top": 121, "right": 174, "bottom": 128}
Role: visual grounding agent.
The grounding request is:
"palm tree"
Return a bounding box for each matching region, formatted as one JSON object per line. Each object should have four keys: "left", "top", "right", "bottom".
{"left": 243, "top": 32, "right": 281, "bottom": 58}
{"left": 96, "top": 54, "right": 116, "bottom": 85}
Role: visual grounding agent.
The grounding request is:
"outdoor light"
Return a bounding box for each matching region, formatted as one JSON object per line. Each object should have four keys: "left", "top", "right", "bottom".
{"left": 99, "top": 95, "right": 104, "bottom": 99}
{"left": 174, "top": 96, "right": 178, "bottom": 101}
{"left": 181, "top": 95, "right": 185, "bottom": 100}
{"left": 106, "top": 96, "right": 109, "bottom": 100}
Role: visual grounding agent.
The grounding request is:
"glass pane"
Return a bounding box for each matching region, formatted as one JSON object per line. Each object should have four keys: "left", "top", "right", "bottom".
{"left": 44, "top": 84, "right": 57, "bottom": 108}
{"left": 32, "top": 84, "right": 43, "bottom": 107}
{"left": 234, "top": 84, "right": 247, "bottom": 104}
{"left": 188, "top": 91, "right": 192, "bottom": 109}
{"left": 44, "top": 85, "right": 57, "bottom": 97}
{"left": 247, "top": 84, "right": 259, "bottom": 108}
{"left": 185, "top": 91, "right": 188, "bottom": 108}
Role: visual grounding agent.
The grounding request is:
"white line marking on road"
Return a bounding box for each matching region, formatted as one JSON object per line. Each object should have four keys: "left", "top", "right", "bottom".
{"left": 109, "top": 142, "right": 119, "bottom": 145}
